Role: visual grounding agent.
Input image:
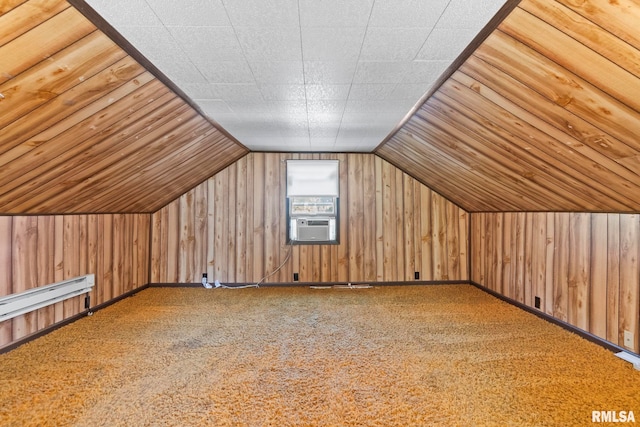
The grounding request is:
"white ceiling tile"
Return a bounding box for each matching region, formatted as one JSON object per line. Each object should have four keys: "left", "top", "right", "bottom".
{"left": 268, "top": 101, "right": 309, "bottom": 120}
{"left": 305, "top": 84, "right": 350, "bottom": 100}
{"left": 416, "top": 28, "right": 478, "bottom": 61}
{"left": 223, "top": 0, "right": 299, "bottom": 27}
{"left": 353, "top": 62, "right": 410, "bottom": 84}
{"left": 309, "top": 122, "right": 340, "bottom": 138}
{"left": 301, "top": 27, "right": 367, "bottom": 61}
{"left": 306, "top": 100, "right": 346, "bottom": 118}
{"left": 209, "top": 84, "right": 264, "bottom": 101}
{"left": 303, "top": 61, "right": 358, "bottom": 85}
{"left": 198, "top": 61, "right": 254, "bottom": 84}
{"left": 368, "top": 0, "right": 449, "bottom": 28}
{"left": 360, "top": 27, "right": 430, "bottom": 61}
{"left": 259, "top": 85, "right": 306, "bottom": 101}
{"left": 225, "top": 100, "right": 274, "bottom": 116}
{"left": 348, "top": 84, "right": 397, "bottom": 101}
{"left": 299, "top": 0, "right": 374, "bottom": 27}
{"left": 88, "top": 0, "right": 503, "bottom": 153}
{"left": 249, "top": 61, "right": 304, "bottom": 85}
{"left": 146, "top": 0, "right": 230, "bottom": 26}
{"left": 236, "top": 27, "right": 302, "bottom": 62}
{"left": 169, "top": 26, "right": 244, "bottom": 61}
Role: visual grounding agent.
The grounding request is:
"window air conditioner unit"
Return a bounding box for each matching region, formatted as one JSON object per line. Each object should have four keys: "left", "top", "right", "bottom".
{"left": 296, "top": 218, "right": 330, "bottom": 242}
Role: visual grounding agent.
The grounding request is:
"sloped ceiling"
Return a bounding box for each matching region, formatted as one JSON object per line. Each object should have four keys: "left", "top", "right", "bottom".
{"left": 3, "top": 0, "right": 640, "bottom": 215}
{"left": 377, "top": 0, "right": 640, "bottom": 212}
{"left": 0, "top": 0, "right": 248, "bottom": 214}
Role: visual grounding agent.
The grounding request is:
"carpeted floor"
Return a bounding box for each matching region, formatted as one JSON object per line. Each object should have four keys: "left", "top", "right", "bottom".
{"left": 0, "top": 285, "right": 637, "bottom": 426}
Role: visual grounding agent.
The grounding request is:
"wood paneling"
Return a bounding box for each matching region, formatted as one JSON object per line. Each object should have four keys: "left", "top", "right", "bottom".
{"left": 0, "top": 213, "right": 151, "bottom": 350}
{"left": 472, "top": 212, "right": 640, "bottom": 353}
{"left": 377, "top": 0, "right": 640, "bottom": 213}
{"left": 151, "top": 153, "right": 469, "bottom": 285}
{"left": 0, "top": 0, "right": 247, "bottom": 214}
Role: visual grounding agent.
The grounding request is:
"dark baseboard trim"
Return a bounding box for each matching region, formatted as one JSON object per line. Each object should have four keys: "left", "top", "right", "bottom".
{"left": 0, "top": 284, "right": 150, "bottom": 355}
{"left": 149, "top": 280, "right": 469, "bottom": 288}
{"left": 469, "top": 281, "right": 634, "bottom": 356}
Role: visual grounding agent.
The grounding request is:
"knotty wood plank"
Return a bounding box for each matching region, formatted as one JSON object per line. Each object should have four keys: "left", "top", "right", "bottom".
{"left": 475, "top": 31, "right": 640, "bottom": 159}
{"left": 439, "top": 76, "right": 637, "bottom": 210}
{"left": 0, "top": 62, "right": 151, "bottom": 162}
{"left": 0, "top": 7, "right": 95, "bottom": 85}
{"left": 0, "top": 31, "right": 124, "bottom": 128}
{"left": 0, "top": 0, "right": 68, "bottom": 47}
{"left": 226, "top": 162, "right": 237, "bottom": 283}
{"left": 502, "top": 7, "right": 640, "bottom": 114}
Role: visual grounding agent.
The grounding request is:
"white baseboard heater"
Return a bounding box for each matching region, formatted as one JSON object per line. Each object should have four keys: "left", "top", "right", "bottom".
{"left": 0, "top": 274, "right": 95, "bottom": 322}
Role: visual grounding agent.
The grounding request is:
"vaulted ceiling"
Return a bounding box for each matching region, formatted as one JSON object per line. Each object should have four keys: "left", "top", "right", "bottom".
{"left": 1, "top": 0, "right": 640, "bottom": 214}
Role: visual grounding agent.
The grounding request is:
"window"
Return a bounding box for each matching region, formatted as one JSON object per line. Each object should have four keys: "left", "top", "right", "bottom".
{"left": 286, "top": 160, "right": 339, "bottom": 244}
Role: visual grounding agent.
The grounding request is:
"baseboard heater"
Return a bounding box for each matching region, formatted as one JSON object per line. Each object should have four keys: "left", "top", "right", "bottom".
{"left": 0, "top": 274, "right": 95, "bottom": 322}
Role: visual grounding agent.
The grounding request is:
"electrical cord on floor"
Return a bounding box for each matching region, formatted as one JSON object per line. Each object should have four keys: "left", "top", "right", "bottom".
{"left": 254, "top": 240, "right": 293, "bottom": 287}
{"left": 204, "top": 241, "right": 293, "bottom": 289}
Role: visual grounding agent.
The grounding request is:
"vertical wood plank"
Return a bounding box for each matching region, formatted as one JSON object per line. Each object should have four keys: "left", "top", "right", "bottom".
{"left": 590, "top": 214, "right": 608, "bottom": 340}
{"left": 363, "top": 154, "right": 376, "bottom": 282}
{"left": 214, "top": 169, "right": 228, "bottom": 282}
{"left": 179, "top": 190, "right": 195, "bottom": 283}
{"left": 37, "top": 215, "right": 55, "bottom": 329}
{"left": 403, "top": 173, "right": 415, "bottom": 282}
{"left": 375, "top": 156, "right": 384, "bottom": 282}
{"left": 0, "top": 217, "right": 12, "bottom": 346}
{"left": 252, "top": 154, "right": 265, "bottom": 283}
{"left": 11, "top": 216, "right": 38, "bottom": 339}
{"left": 420, "top": 186, "right": 433, "bottom": 281}
{"left": 568, "top": 213, "right": 591, "bottom": 330}
{"left": 394, "top": 168, "right": 405, "bottom": 281}
{"left": 619, "top": 214, "right": 639, "bottom": 352}
{"left": 544, "top": 213, "right": 555, "bottom": 316}
{"left": 553, "top": 213, "right": 569, "bottom": 322}
{"left": 606, "top": 214, "right": 620, "bottom": 344}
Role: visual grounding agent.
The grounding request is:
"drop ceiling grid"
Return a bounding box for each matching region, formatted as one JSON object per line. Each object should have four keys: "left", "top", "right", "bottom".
{"left": 84, "top": 0, "right": 507, "bottom": 152}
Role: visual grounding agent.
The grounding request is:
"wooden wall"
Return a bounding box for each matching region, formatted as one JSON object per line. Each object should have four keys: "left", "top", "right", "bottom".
{"left": 151, "top": 153, "right": 469, "bottom": 284}
{"left": 471, "top": 212, "right": 640, "bottom": 354}
{"left": 0, "top": 213, "right": 151, "bottom": 350}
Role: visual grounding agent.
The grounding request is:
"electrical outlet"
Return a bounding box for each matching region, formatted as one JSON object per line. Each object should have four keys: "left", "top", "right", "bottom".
{"left": 534, "top": 296, "right": 541, "bottom": 309}
{"left": 414, "top": 271, "right": 420, "bottom": 280}
{"left": 293, "top": 273, "right": 299, "bottom": 281}
{"left": 624, "top": 330, "right": 634, "bottom": 348}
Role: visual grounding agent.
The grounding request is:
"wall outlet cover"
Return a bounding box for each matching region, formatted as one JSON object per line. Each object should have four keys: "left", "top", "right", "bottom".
{"left": 624, "top": 330, "right": 634, "bottom": 348}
